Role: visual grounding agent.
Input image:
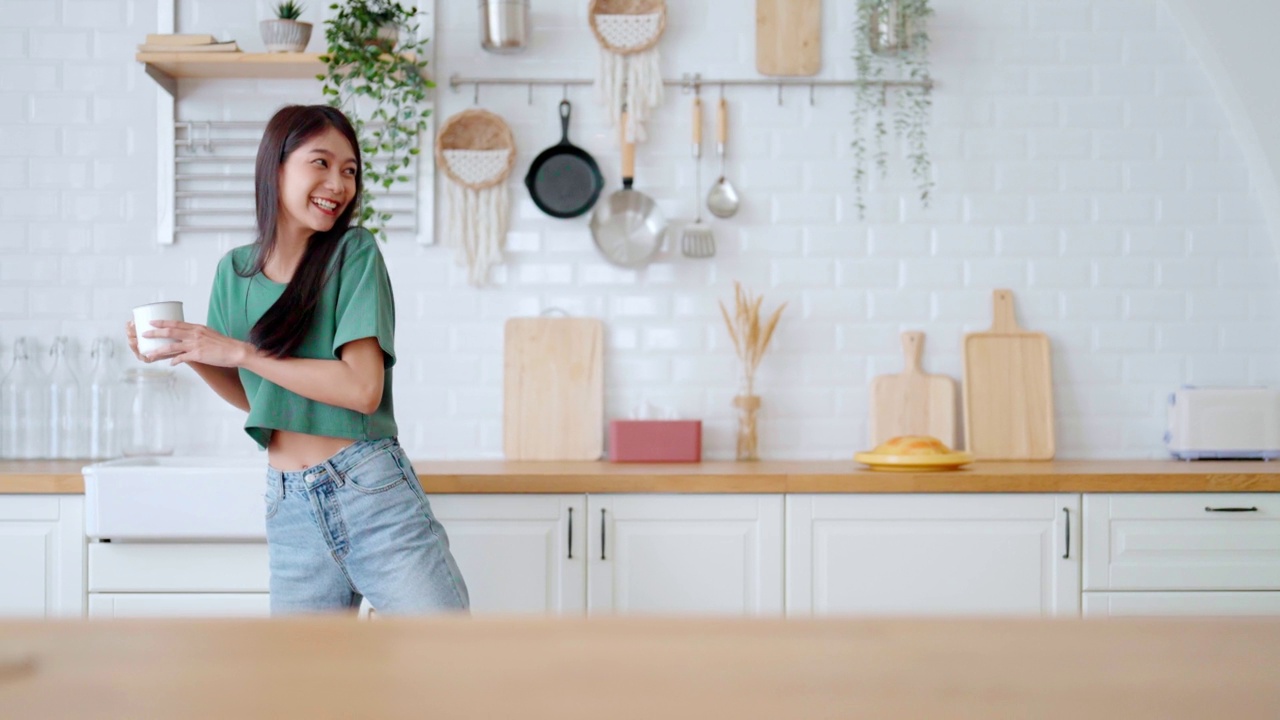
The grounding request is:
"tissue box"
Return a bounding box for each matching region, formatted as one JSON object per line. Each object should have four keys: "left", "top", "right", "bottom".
{"left": 608, "top": 420, "right": 702, "bottom": 463}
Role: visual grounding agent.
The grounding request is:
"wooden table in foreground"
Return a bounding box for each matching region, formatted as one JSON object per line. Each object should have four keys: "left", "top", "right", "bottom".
{"left": 1, "top": 617, "right": 1277, "bottom": 719}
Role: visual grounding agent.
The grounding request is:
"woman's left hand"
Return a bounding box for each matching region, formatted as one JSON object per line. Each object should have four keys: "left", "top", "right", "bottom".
{"left": 142, "top": 320, "right": 253, "bottom": 368}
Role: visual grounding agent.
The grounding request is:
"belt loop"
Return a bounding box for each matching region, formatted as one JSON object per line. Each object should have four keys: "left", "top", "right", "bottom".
{"left": 278, "top": 471, "right": 286, "bottom": 500}
{"left": 323, "top": 459, "right": 344, "bottom": 488}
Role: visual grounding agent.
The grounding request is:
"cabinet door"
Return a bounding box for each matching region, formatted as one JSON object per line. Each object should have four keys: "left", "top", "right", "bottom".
{"left": 88, "top": 593, "right": 270, "bottom": 618}
{"left": 0, "top": 496, "right": 84, "bottom": 618}
{"left": 587, "top": 495, "right": 784, "bottom": 616}
{"left": 1083, "top": 592, "right": 1280, "bottom": 617}
{"left": 787, "top": 494, "right": 1080, "bottom": 617}
{"left": 428, "top": 494, "right": 585, "bottom": 615}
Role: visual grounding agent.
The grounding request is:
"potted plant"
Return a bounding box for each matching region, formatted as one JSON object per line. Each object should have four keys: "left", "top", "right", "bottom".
{"left": 261, "top": 1, "right": 313, "bottom": 53}
{"left": 319, "top": 0, "right": 433, "bottom": 240}
{"left": 851, "top": 0, "right": 933, "bottom": 219}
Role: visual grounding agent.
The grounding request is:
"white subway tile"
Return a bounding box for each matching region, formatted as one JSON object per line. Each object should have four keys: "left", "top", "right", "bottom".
{"left": 1029, "top": 195, "right": 1092, "bottom": 224}
{"left": 1217, "top": 259, "right": 1279, "bottom": 288}
{"left": 1157, "top": 131, "right": 1220, "bottom": 160}
{"left": 1187, "top": 354, "right": 1251, "bottom": 385}
{"left": 1126, "top": 291, "right": 1187, "bottom": 321}
{"left": 1188, "top": 163, "right": 1249, "bottom": 193}
{"left": 963, "top": 129, "right": 1028, "bottom": 161}
{"left": 1157, "top": 259, "right": 1212, "bottom": 287}
{"left": 1032, "top": 260, "right": 1091, "bottom": 289}
{"left": 1030, "top": 3, "right": 1092, "bottom": 31}
{"left": 1188, "top": 226, "right": 1250, "bottom": 257}
{"left": 1122, "top": 353, "right": 1187, "bottom": 384}
{"left": 965, "top": 195, "right": 1029, "bottom": 223}
{"left": 1189, "top": 292, "right": 1252, "bottom": 321}
{"left": 996, "top": 163, "right": 1060, "bottom": 192}
{"left": 1157, "top": 194, "right": 1217, "bottom": 223}
{"left": 1095, "top": 67, "right": 1156, "bottom": 96}
{"left": 1096, "top": 259, "right": 1155, "bottom": 288}
{"left": 1030, "top": 68, "right": 1093, "bottom": 97}
{"left": 1062, "top": 34, "right": 1123, "bottom": 63}
{"left": 1096, "top": 195, "right": 1156, "bottom": 223}
{"left": 1062, "top": 161, "right": 1122, "bottom": 191}
{"left": 772, "top": 259, "right": 834, "bottom": 287}
{"left": 1094, "top": 323, "right": 1154, "bottom": 352}
{"left": 868, "top": 291, "right": 931, "bottom": 322}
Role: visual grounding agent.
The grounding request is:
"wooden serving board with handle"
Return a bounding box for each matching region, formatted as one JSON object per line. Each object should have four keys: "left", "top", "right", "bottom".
{"left": 869, "top": 331, "right": 958, "bottom": 449}
{"left": 756, "top": 0, "right": 822, "bottom": 77}
{"left": 503, "top": 316, "right": 604, "bottom": 461}
{"left": 962, "top": 290, "right": 1056, "bottom": 460}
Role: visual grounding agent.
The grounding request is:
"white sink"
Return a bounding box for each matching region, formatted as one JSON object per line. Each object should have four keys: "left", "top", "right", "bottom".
{"left": 84, "top": 456, "right": 268, "bottom": 541}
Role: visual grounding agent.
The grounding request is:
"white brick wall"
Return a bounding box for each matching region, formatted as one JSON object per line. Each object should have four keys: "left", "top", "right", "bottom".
{"left": 1, "top": 0, "right": 1277, "bottom": 460}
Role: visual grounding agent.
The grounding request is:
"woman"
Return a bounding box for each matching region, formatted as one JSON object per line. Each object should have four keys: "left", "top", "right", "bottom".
{"left": 126, "top": 105, "right": 469, "bottom": 616}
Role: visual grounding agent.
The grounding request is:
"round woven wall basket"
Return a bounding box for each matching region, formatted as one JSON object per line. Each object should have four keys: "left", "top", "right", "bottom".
{"left": 588, "top": 0, "right": 667, "bottom": 56}
{"left": 435, "top": 109, "right": 517, "bottom": 191}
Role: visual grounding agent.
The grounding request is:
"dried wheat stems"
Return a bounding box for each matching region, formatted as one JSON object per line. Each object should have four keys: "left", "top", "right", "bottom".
{"left": 718, "top": 281, "right": 787, "bottom": 398}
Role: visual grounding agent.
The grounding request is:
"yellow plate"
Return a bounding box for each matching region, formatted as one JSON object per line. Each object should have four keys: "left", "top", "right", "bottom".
{"left": 854, "top": 451, "right": 974, "bottom": 472}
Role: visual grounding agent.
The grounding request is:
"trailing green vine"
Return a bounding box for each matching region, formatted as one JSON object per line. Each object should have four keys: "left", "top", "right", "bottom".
{"left": 319, "top": 0, "right": 434, "bottom": 240}
{"left": 852, "top": 0, "right": 933, "bottom": 219}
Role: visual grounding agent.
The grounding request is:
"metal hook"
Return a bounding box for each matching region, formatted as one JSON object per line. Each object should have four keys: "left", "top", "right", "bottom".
{"left": 527, "top": 83, "right": 533, "bottom": 105}
{"left": 473, "top": 82, "right": 480, "bottom": 105}
{"left": 562, "top": 83, "right": 568, "bottom": 101}
{"left": 203, "top": 121, "right": 212, "bottom": 151}
{"left": 719, "top": 82, "right": 725, "bottom": 100}
{"left": 809, "top": 83, "right": 816, "bottom": 106}
{"left": 777, "top": 83, "right": 783, "bottom": 106}
{"left": 880, "top": 84, "right": 888, "bottom": 107}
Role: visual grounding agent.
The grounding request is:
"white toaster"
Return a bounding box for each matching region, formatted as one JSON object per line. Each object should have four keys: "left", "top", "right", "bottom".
{"left": 1165, "top": 387, "right": 1280, "bottom": 460}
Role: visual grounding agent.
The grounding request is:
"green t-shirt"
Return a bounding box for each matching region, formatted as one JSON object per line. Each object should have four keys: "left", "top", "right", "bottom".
{"left": 207, "top": 227, "right": 398, "bottom": 450}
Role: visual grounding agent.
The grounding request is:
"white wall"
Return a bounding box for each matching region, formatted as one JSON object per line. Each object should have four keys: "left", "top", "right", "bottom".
{"left": 1, "top": 0, "right": 1277, "bottom": 460}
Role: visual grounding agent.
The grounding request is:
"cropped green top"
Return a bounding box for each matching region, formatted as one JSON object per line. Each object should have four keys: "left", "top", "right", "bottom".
{"left": 207, "top": 227, "right": 397, "bottom": 450}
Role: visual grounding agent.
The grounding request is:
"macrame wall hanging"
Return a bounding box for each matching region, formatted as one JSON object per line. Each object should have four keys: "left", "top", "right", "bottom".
{"left": 588, "top": 0, "right": 667, "bottom": 143}
{"left": 435, "top": 109, "right": 516, "bottom": 287}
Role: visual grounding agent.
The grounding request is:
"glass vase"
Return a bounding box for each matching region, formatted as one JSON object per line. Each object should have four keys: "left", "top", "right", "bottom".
{"left": 1, "top": 338, "right": 50, "bottom": 459}
{"left": 732, "top": 393, "right": 761, "bottom": 462}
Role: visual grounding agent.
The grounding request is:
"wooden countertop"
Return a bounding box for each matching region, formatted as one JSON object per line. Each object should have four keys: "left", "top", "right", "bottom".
{"left": 0, "top": 616, "right": 1277, "bottom": 719}
{"left": 4, "top": 459, "right": 1280, "bottom": 495}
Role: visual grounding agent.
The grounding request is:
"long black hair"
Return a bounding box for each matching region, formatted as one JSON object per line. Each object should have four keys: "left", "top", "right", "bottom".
{"left": 240, "top": 105, "right": 363, "bottom": 358}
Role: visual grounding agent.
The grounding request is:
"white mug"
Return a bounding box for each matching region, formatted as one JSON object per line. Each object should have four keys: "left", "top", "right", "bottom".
{"left": 133, "top": 301, "right": 185, "bottom": 356}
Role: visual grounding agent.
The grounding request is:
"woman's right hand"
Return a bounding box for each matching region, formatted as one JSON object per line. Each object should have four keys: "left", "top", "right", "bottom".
{"left": 126, "top": 320, "right": 153, "bottom": 363}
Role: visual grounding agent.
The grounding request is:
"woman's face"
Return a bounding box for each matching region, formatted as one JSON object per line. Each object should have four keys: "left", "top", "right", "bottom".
{"left": 277, "top": 126, "right": 358, "bottom": 236}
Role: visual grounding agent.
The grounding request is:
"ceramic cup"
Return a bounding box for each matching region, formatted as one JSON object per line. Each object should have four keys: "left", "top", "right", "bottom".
{"left": 133, "top": 301, "right": 184, "bottom": 356}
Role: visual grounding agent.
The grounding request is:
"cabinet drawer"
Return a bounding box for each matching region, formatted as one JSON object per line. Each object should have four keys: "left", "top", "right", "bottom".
{"left": 1084, "top": 494, "right": 1280, "bottom": 591}
{"left": 88, "top": 543, "right": 269, "bottom": 592}
{"left": 88, "top": 593, "right": 271, "bottom": 618}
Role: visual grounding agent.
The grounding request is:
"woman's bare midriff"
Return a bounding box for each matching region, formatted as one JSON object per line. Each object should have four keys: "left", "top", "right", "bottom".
{"left": 267, "top": 428, "right": 357, "bottom": 472}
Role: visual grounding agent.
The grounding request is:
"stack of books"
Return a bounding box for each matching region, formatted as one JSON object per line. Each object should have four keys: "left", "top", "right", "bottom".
{"left": 137, "top": 34, "right": 240, "bottom": 53}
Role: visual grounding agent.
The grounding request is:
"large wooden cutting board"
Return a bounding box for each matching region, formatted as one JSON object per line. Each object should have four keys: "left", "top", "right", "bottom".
{"left": 503, "top": 317, "right": 604, "bottom": 461}
{"left": 963, "top": 290, "right": 1056, "bottom": 460}
{"left": 756, "top": 0, "right": 822, "bottom": 77}
{"left": 869, "top": 331, "right": 958, "bottom": 449}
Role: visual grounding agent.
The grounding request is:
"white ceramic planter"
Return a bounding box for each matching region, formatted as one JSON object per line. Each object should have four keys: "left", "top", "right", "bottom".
{"left": 260, "top": 19, "right": 312, "bottom": 53}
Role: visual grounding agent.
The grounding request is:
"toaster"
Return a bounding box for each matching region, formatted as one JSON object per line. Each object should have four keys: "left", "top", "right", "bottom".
{"left": 1164, "top": 387, "right": 1280, "bottom": 460}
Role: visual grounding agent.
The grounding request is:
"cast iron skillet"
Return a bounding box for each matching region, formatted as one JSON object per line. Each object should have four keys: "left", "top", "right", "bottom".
{"left": 525, "top": 101, "right": 604, "bottom": 219}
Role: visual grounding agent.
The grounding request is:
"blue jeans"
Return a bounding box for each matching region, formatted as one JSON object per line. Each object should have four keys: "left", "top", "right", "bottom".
{"left": 264, "top": 437, "right": 470, "bottom": 616}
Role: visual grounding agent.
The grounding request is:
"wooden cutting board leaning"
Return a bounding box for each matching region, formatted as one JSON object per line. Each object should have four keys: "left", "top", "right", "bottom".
{"left": 503, "top": 316, "right": 604, "bottom": 460}
{"left": 756, "top": 0, "right": 822, "bottom": 76}
{"left": 869, "top": 331, "right": 958, "bottom": 449}
{"left": 962, "top": 289, "right": 1056, "bottom": 460}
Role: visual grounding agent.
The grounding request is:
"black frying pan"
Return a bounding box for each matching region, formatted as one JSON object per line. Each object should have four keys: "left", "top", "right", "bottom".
{"left": 525, "top": 100, "right": 604, "bottom": 219}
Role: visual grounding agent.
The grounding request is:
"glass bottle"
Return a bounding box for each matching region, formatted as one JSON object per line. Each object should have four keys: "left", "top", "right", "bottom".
{"left": 47, "top": 336, "right": 84, "bottom": 459}
{"left": 87, "top": 337, "right": 122, "bottom": 460}
{"left": 0, "top": 338, "right": 50, "bottom": 459}
{"left": 121, "top": 368, "right": 178, "bottom": 456}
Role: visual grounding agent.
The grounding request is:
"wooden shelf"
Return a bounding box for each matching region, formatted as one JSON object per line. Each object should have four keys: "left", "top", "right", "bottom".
{"left": 137, "top": 52, "right": 324, "bottom": 94}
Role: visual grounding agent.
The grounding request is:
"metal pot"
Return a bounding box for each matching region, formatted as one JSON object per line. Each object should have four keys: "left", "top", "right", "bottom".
{"left": 480, "top": 0, "right": 530, "bottom": 54}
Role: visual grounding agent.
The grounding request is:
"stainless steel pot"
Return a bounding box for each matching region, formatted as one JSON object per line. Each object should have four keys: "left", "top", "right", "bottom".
{"left": 480, "top": 0, "right": 530, "bottom": 54}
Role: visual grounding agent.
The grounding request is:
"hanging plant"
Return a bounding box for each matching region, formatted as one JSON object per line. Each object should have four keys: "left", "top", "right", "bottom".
{"left": 319, "top": 0, "right": 434, "bottom": 241}
{"left": 852, "top": 0, "right": 933, "bottom": 219}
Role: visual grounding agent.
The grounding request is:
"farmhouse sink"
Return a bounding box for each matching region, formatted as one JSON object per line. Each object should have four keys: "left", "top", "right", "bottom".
{"left": 84, "top": 456, "right": 268, "bottom": 541}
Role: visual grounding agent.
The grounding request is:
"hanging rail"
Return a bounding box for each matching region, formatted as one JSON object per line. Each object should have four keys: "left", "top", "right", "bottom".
{"left": 448, "top": 73, "right": 933, "bottom": 106}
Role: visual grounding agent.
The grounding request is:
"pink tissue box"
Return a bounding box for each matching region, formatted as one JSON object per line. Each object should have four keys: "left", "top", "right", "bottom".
{"left": 608, "top": 420, "right": 702, "bottom": 463}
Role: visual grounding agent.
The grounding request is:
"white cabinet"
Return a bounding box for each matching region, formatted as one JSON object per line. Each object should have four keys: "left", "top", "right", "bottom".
{"left": 1081, "top": 493, "right": 1280, "bottom": 617}
{"left": 0, "top": 495, "right": 84, "bottom": 618}
{"left": 429, "top": 494, "right": 585, "bottom": 615}
{"left": 432, "top": 494, "right": 784, "bottom": 617}
{"left": 787, "top": 494, "right": 1080, "bottom": 617}
{"left": 88, "top": 593, "right": 270, "bottom": 618}
{"left": 587, "top": 495, "right": 784, "bottom": 616}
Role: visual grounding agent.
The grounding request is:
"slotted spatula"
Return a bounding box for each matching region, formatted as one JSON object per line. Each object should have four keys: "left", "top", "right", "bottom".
{"left": 681, "top": 95, "right": 714, "bottom": 258}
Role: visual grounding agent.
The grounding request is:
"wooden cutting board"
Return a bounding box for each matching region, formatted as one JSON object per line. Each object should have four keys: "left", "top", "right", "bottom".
{"left": 756, "top": 0, "right": 822, "bottom": 77}
{"left": 869, "top": 331, "right": 958, "bottom": 449}
{"left": 962, "top": 290, "right": 1056, "bottom": 460}
{"left": 503, "top": 317, "right": 604, "bottom": 461}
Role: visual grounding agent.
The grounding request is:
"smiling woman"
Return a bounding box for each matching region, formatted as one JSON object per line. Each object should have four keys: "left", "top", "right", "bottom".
{"left": 122, "top": 105, "right": 470, "bottom": 619}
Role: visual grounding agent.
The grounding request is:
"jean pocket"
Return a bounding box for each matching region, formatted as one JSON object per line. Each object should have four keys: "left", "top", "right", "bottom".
{"left": 344, "top": 448, "right": 409, "bottom": 494}
{"left": 265, "top": 482, "right": 281, "bottom": 520}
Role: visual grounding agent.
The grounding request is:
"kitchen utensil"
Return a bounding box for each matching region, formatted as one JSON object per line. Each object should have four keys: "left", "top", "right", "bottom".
{"left": 524, "top": 100, "right": 604, "bottom": 219}
{"left": 756, "top": 0, "right": 822, "bottom": 77}
{"left": 854, "top": 434, "right": 972, "bottom": 472}
{"left": 503, "top": 315, "right": 604, "bottom": 460}
{"left": 435, "top": 109, "right": 516, "bottom": 286}
{"left": 706, "top": 97, "right": 740, "bottom": 219}
{"left": 962, "top": 289, "right": 1056, "bottom": 460}
{"left": 589, "top": 110, "right": 666, "bottom": 267}
{"left": 589, "top": 0, "right": 666, "bottom": 143}
{"left": 479, "top": 0, "right": 530, "bottom": 54}
{"left": 680, "top": 95, "right": 714, "bottom": 258}
{"left": 869, "top": 331, "right": 957, "bottom": 448}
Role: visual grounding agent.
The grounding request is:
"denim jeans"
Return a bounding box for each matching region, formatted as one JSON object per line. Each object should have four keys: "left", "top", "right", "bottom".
{"left": 264, "top": 437, "right": 470, "bottom": 616}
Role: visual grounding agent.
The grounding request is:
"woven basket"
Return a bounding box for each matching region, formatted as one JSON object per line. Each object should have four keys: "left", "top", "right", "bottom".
{"left": 435, "top": 109, "right": 516, "bottom": 191}
{"left": 588, "top": 0, "right": 666, "bottom": 55}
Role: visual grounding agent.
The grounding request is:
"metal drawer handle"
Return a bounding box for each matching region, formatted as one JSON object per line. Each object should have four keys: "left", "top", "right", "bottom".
{"left": 601, "top": 508, "right": 607, "bottom": 561}
{"left": 1062, "top": 507, "right": 1070, "bottom": 560}
{"left": 567, "top": 507, "right": 573, "bottom": 560}
{"left": 1204, "top": 506, "right": 1259, "bottom": 513}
